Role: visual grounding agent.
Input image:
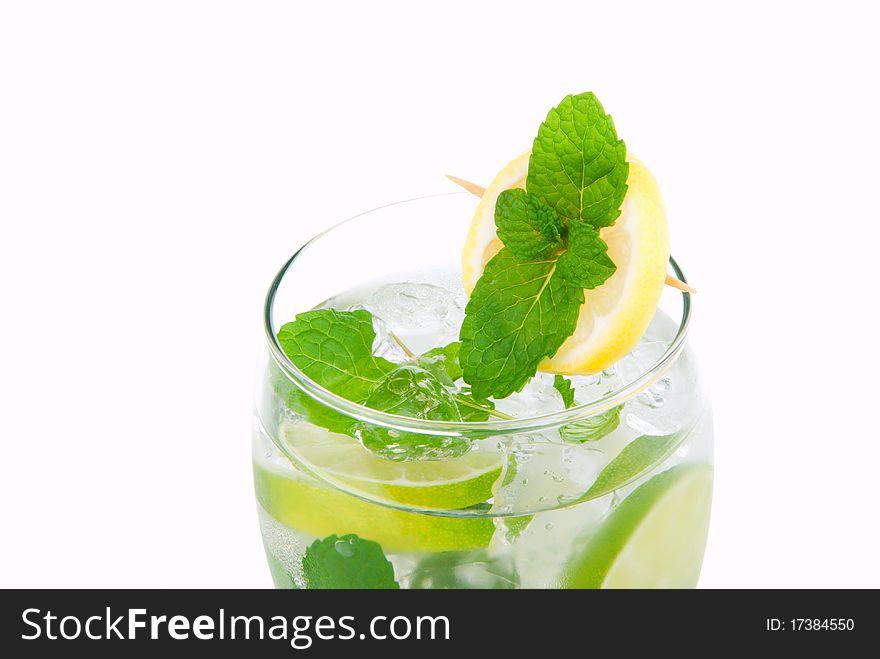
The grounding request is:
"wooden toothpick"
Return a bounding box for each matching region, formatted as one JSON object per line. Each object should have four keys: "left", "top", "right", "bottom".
{"left": 445, "top": 175, "right": 486, "bottom": 198}
{"left": 446, "top": 174, "right": 696, "bottom": 294}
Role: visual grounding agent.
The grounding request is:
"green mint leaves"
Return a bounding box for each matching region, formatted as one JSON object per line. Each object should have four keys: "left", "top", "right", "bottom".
{"left": 528, "top": 93, "right": 629, "bottom": 229}
{"left": 556, "top": 222, "right": 616, "bottom": 289}
{"left": 559, "top": 406, "right": 621, "bottom": 443}
{"left": 303, "top": 534, "right": 399, "bottom": 589}
{"left": 460, "top": 249, "right": 584, "bottom": 400}
{"left": 276, "top": 310, "right": 498, "bottom": 460}
{"left": 277, "top": 309, "right": 396, "bottom": 403}
{"left": 460, "top": 92, "right": 627, "bottom": 399}
{"left": 495, "top": 189, "right": 563, "bottom": 259}
{"left": 276, "top": 309, "right": 397, "bottom": 434}
{"left": 553, "top": 375, "right": 576, "bottom": 409}
{"left": 553, "top": 374, "right": 621, "bottom": 442}
{"left": 275, "top": 93, "right": 631, "bottom": 447}
{"left": 355, "top": 365, "right": 470, "bottom": 461}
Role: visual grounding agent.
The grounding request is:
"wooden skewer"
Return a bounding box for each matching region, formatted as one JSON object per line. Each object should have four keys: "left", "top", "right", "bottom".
{"left": 662, "top": 275, "right": 696, "bottom": 294}
{"left": 446, "top": 174, "right": 697, "bottom": 294}
{"left": 445, "top": 175, "right": 486, "bottom": 198}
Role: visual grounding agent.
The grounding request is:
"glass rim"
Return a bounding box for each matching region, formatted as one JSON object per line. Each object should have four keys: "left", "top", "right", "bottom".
{"left": 263, "top": 191, "right": 693, "bottom": 436}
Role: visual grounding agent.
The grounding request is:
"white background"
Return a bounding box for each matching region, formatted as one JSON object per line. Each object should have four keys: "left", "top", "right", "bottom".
{"left": 2, "top": 1, "right": 879, "bottom": 588}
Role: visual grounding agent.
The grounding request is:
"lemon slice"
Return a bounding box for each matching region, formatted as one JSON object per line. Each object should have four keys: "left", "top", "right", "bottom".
{"left": 461, "top": 152, "right": 669, "bottom": 374}
{"left": 461, "top": 151, "right": 531, "bottom": 292}
{"left": 278, "top": 421, "right": 503, "bottom": 510}
{"left": 561, "top": 464, "right": 713, "bottom": 588}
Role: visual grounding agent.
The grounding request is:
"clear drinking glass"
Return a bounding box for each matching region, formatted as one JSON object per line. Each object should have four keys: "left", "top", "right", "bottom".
{"left": 253, "top": 193, "right": 713, "bottom": 589}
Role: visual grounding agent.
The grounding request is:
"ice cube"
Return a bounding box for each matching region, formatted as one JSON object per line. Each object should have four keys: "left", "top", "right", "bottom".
{"left": 367, "top": 313, "right": 410, "bottom": 363}
{"left": 624, "top": 410, "right": 678, "bottom": 436}
{"left": 360, "top": 283, "right": 463, "bottom": 354}
{"left": 570, "top": 370, "right": 621, "bottom": 406}
{"left": 492, "top": 372, "right": 562, "bottom": 417}
{"left": 615, "top": 341, "right": 668, "bottom": 385}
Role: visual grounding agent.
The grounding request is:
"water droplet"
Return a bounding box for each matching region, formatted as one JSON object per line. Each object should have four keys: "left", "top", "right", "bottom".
{"left": 335, "top": 539, "right": 355, "bottom": 557}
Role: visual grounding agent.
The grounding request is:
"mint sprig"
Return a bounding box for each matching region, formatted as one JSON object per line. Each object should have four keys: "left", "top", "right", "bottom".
{"left": 276, "top": 310, "right": 504, "bottom": 459}
{"left": 460, "top": 92, "right": 627, "bottom": 399}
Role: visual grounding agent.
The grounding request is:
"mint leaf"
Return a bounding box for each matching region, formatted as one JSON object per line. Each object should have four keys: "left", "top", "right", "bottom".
{"left": 527, "top": 92, "right": 629, "bottom": 229}
{"left": 460, "top": 248, "right": 584, "bottom": 400}
{"left": 356, "top": 365, "right": 470, "bottom": 461}
{"left": 269, "top": 361, "right": 353, "bottom": 435}
{"left": 553, "top": 375, "right": 576, "bottom": 408}
{"left": 276, "top": 312, "right": 493, "bottom": 454}
{"left": 553, "top": 375, "right": 621, "bottom": 441}
{"left": 303, "top": 534, "right": 399, "bottom": 589}
{"left": 418, "top": 342, "right": 463, "bottom": 386}
{"left": 364, "top": 366, "right": 461, "bottom": 420}
{"left": 582, "top": 433, "right": 680, "bottom": 499}
{"left": 495, "top": 189, "right": 563, "bottom": 259}
{"left": 276, "top": 309, "right": 397, "bottom": 433}
{"left": 556, "top": 222, "right": 616, "bottom": 289}
{"left": 277, "top": 309, "right": 396, "bottom": 402}
{"left": 559, "top": 405, "right": 622, "bottom": 443}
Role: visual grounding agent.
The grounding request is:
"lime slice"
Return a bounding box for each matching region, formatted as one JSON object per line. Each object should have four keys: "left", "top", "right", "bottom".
{"left": 254, "top": 463, "right": 495, "bottom": 553}
{"left": 561, "top": 464, "right": 713, "bottom": 588}
{"left": 278, "top": 421, "right": 503, "bottom": 510}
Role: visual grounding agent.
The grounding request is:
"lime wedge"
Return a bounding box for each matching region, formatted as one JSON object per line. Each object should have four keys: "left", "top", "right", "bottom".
{"left": 561, "top": 464, "right": 713, "bottom": 588}
{"left": 582, "top": 433, "right": 682, "bottom": 501}
{"left": 254, "top": 463, "right": 495, "bottom": 553}
{"left": 278, "top": 421, "right": 503, "bottom": 510}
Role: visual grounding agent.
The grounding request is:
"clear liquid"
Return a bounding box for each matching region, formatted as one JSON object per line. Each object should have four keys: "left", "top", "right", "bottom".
{"left": 254, "top": 279, "right": 713, "bottom": 589}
